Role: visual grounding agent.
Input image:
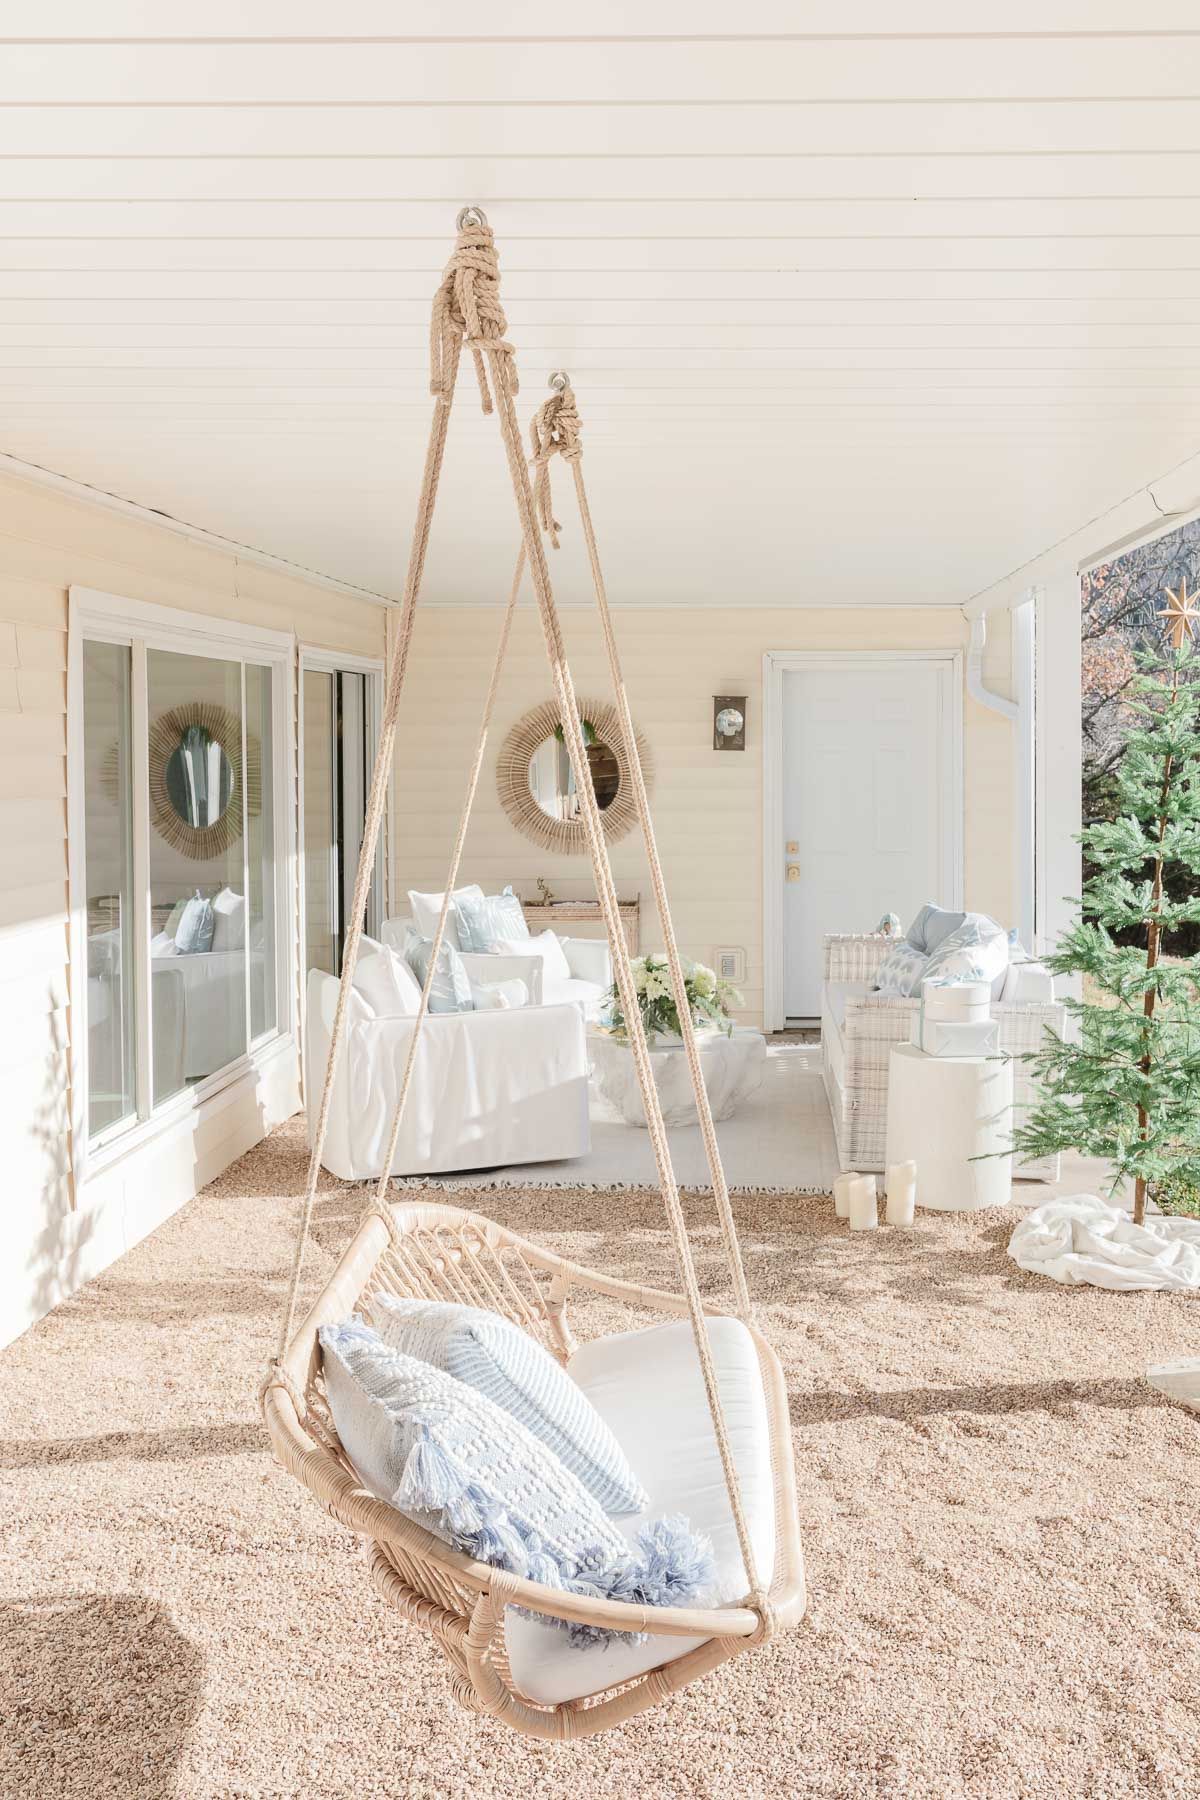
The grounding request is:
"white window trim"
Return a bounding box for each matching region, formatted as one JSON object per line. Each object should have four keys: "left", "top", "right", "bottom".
{"left": 67, "top": 584, "right": 298, "bottom": 1190}
{"left": 761, "top": 648, "right": 965, "bottom": 1031}
{"left": 296, "top": 647, "right": 385, "bottom": 1031}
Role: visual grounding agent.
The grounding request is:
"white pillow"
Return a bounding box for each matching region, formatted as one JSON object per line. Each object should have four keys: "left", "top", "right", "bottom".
{"left": 491, "top": 929, "right": 570, "bottom": 984}
{"left": 407, "top": 884, "right": 484, "bottom": 953}
{"left": 149, "top": 931, "right": 178, "bottom": 958}
{"left": 211, "top": 886, "right": 245, "bottom": 952}
{"left": 352, "top": 944, "right": 423, "bottom": 1017}
{"left": 469, "top": 977, "right": 529, "bottom": 1011}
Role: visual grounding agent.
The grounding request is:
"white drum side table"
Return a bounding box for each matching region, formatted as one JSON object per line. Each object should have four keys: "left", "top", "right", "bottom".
{"left": 589, "top": 1026, "right": 766, "bottom": 1128}
{"left": 885, "top": 1043, "right": 1014, "bottom": 1212}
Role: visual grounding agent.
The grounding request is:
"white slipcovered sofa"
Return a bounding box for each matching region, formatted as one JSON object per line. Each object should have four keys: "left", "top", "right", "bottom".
{"left": 821, "top": 931, "right": 1066, "bottom": 1180}
{"left": 305, "top": 965, "right": 591, "bottom": 1180}
{"left": 381, "top": 915, "right": 612, "bottom": 1021}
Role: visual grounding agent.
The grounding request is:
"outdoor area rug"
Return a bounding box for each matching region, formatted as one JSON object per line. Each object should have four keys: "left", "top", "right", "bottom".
{"left": 411, "top": 1042, "right": 839, "bottom": 1196}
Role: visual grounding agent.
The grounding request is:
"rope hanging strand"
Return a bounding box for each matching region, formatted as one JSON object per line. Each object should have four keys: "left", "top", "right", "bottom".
{"left": 274, "top": 216, "right": 506, "bottom": 1366}
{"left": 528, "top": 375, "right": 754, "bottom": 1327}
{"left": 478, "top": 329, "right": 767, "bottom": 1611}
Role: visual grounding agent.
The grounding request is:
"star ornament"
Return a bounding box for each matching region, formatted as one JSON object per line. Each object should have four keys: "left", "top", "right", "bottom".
{"left": 1158, "top": 577, "right": 1200, "bottom": 650}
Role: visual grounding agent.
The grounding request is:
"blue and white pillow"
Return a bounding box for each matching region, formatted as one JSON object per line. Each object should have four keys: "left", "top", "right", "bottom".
{"left": 404, "top": 936, "right": 474, "bottom": 1013}
{"left": 174, "top": 891, "right": 215, "bottom": 956}
{"left": 319, "top": 1320, "right": 715, "bottom": 1643}
{"left": 924, "top": 915, "right": 1009, "bottom": 1000}
{"left": 873, "top": 939, "right": 929, "bottom": 997}
{"left": 454, "top": 886, "right": 528, "bottom": 954}
{"left": 372, "top": 1295, "right": 648, "bottom": 1515}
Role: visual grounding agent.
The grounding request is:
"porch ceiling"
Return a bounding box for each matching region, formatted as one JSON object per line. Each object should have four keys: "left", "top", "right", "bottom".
{"left": 3, "top": 4, "right": 1200, "bottom": 607}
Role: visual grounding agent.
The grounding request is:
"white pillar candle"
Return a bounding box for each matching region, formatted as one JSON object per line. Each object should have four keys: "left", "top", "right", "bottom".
{"left": 833, "top": 1171, "right": 860, "bottom": 1220}
{"left": 885, "top": 1160, "right": 918, "bottom": 1227}
{"left": 848, "top": 1174, "right": 878, "bottom": 1232}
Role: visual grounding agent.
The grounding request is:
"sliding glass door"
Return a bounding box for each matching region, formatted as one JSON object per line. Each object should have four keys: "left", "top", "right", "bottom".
{"left": 73, "top": 594, "right": 291, "bottom": 1168}
{"left": 302, "top": 660, "right": 381, "bottom": 982}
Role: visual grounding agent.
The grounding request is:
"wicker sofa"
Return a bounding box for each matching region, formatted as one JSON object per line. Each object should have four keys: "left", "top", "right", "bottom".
{"left": 820, "top": 932, "right": 1065, "bottom": 1180}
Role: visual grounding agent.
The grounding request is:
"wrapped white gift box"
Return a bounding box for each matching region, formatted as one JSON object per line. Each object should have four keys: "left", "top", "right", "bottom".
{"left": 913, "top": 978, "right": 997, "bottom": 1056}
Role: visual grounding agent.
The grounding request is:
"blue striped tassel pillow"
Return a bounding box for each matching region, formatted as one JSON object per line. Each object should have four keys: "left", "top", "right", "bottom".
{"left": 372, "top": 1295, "right": 649, "bottom": 1516}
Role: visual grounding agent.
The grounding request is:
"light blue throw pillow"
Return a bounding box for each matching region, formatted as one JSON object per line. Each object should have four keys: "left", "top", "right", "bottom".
{"left": 404, "top": 935, "right": 474, "bottom": 1013}
{"left": 905, "top": 903, "right": 967, "bottom": 956}
{"left": 174, "top": 891, "right": 215, "bottom": 955}
{"left": 372, "top": 1295, "right": 649, "bottom": 1515}
{"left": 319, "top": 1319, "right": 715, "bottom": 1644}
{"left": 453, "top": 886, "right": 528, "bottom": 954}
{"left": 873, "top": 939, "right": 929, "bottom": 997}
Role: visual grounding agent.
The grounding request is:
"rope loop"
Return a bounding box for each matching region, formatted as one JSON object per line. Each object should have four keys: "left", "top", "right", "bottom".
{"left": 258, "top": 1357, "right": 308, "bottom": 1423}
{"left": 746, "top": 1589, "right": 778, "bottom": 1646}
{"left": 430, "top": 220, "right": 517, "bottom": 415}
{"left": 528, "top": 380, "right": 583, "bottom": 548}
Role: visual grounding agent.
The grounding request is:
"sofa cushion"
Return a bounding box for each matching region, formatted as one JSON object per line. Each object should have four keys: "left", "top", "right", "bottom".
{"left": 408, "top": 885, "right": 484, "bottom": 953}
{"left": 353, "top": 944, "right": 423, "bottom": 1018}
{"left": 454, "top": 887, "right": 528, "bottom": 953}
{"left": 469, "top": 977, "right": 529, "bottom": 1011}
{"left": 211, "top": 886, "right": 245, "bottom": 952}
{"left": 505, "top": 1317, "right": 775, "bottom": 1706}
{"left": 371, "top": 1296, "right": 648, "bottom": 1514}
{"left": 492, "top": 929, "right": 571, "bottom": 983}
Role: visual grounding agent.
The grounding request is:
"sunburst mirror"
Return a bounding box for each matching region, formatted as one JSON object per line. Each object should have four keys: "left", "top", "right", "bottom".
{"left": 497, "top": 696, "right": 651, "bottom": 854}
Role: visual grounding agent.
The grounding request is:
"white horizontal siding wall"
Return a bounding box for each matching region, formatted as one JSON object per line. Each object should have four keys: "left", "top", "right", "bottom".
{"left": 0, "top": 467, "right": 386, "bottom": 1347}
{"left": 391, "top": 605, "right": 1015, "bottom": 1027}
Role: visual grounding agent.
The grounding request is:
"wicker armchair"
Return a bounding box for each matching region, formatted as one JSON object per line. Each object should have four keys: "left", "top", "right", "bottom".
{"left": 820, "top": 933, "right": 1065, "bottom": 1180}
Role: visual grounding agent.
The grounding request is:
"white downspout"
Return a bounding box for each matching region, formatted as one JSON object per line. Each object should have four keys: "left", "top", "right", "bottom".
{"left": 966, "top": 605, "right": 1037, "bottom": 950}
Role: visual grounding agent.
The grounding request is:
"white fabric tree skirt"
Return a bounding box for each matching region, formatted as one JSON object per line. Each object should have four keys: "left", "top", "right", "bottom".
{"left": 1009, "top": 1194, "right": 1200, "bottom": 1292}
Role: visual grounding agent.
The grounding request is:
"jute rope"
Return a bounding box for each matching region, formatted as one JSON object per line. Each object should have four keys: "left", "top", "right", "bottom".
{"left": 273, "top": 216, "right": 767, "bottom": 1623}
{"left": 529, "top": 380, "right": 754, "bottom": 1324}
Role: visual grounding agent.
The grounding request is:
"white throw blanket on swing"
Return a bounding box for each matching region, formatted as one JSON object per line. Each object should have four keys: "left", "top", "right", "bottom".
{"left": 1008, "top": 1193, "right": 1200, "bottom": 1292}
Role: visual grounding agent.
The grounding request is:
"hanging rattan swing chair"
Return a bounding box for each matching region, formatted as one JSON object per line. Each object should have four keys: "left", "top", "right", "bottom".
{"left": 261, "top": 209, "right": 806, "bottom": 1742}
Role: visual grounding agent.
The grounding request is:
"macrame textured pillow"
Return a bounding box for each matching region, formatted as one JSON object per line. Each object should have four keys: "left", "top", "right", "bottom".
{"left": 319, "top": 1320, "right": 714, "bottom": 1645}
{"left": 372, "top": 1295, "right": 649, "bottom": 1515}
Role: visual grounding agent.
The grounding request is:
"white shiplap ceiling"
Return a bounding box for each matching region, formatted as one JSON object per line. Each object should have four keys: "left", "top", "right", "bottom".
{"left": 3, "top": 3, "right": 1200, "bottom": 607}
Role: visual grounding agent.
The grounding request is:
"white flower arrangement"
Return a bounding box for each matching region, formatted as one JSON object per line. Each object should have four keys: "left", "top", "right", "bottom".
{"left": 606, "top": 953, "right": 741, "bottom": 1043}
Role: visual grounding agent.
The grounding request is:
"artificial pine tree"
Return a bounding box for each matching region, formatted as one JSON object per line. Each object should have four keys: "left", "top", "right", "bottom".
{"left": 1014, "top": 581, "right": 1200, "bottom": 1223}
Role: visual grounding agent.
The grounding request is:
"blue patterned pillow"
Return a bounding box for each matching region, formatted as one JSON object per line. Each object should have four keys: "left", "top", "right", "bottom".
{"left": 924, "top": 915, "right": 1008, "bottom": 1000}
{"left": 174, "top": 891, "right": 215, "bottom": 955}
{"left": 372, "top": 1295, "right": 648, "bottom": 1515}
{"left": 319, "top": 1320, "right": 715, "bottom": 1643}
{"left": 873, "top": 939, "right": 929, "bottom": 997}
{"left": 404, "top": 936, "right": 474, "bottom": 1013}
{"left": 454, "top": 886, "right": 528, "bottom": 954}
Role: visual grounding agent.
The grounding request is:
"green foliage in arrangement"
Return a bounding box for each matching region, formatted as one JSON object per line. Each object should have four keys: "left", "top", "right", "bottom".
{"left": 1014, "top": 633, "right": 1200, "bottom": 1224}
{"left": 605, "top": 954, "right": 741, "bottom": 1043}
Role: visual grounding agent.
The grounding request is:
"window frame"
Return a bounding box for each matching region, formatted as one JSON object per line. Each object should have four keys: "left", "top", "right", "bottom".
{"left": 67, "top": 586, "right": 296, "bottom": 1189}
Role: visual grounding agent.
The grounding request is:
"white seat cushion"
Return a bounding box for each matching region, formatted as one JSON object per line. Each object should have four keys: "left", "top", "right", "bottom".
{"left": 504, "top": 1316, "right": 776, "bottom": 1706}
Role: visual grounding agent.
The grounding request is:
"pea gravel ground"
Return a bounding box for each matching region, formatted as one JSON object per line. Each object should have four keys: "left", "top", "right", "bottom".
{"left": 3, "top": 1115, "right": 1199, "bottom": 1799}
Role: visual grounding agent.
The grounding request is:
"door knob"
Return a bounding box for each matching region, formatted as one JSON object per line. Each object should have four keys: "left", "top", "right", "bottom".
{"left": 786, "top": 863, "right": 801, "bottom": 883}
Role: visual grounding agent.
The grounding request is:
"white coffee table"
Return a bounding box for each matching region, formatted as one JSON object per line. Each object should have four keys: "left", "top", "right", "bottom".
{"left": 885, "top": 1042, "right": 1014, "bottom": 1211}
{"left": 589, "top": 1026, "right": 766, "bottom": 1128}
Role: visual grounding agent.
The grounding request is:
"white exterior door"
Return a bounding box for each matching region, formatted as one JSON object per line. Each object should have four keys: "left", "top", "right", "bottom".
{"left": 780, "top": 660, "right": 956, "bottom": 1019}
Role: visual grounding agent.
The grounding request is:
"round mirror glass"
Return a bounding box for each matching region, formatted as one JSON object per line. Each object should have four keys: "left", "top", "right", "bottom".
{"left": 164, "top": 723, "right": 234, "bottom": 829}
{"left": 527, "top": 730, "right": 620, "bottom": 821}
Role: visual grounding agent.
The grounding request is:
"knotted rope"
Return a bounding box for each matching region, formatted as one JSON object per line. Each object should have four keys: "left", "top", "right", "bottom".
{"left": 274, "top": 215, "right": 768, "bottom": 1625}
{"left": 529, "top": 381, "right": 582, "bottom": 549}
{"left": 430, "top": 217, "right": 517, "bottom": 416}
